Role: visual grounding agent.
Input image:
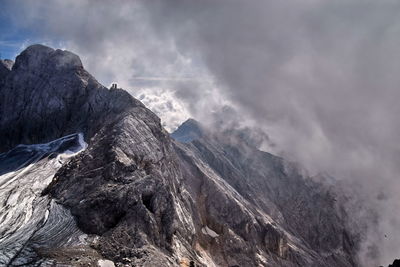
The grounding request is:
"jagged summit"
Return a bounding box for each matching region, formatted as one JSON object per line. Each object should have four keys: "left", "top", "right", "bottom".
{"left": 0, "top": 44, "right": 145, "bottom": 152}
{"left": 171, "top": 118, "right": 204, "bottom": 143}
{"left": 13, "top": 44, "right": 83, "bottom": 72}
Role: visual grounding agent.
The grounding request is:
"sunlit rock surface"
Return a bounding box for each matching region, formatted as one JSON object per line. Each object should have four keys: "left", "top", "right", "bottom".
{"left": 0, "top": 45, "right": 358, "bottom": 266}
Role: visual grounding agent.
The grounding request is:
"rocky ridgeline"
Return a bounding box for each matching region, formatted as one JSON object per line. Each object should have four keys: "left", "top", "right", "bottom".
{"left": 0, "top": 45, "right": 359, "bottom": 266}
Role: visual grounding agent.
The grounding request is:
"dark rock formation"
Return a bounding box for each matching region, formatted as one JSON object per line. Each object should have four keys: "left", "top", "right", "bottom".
{"left": 0, "top": 44, "right": 142, "bottom": 153}
{"left": 0, "top": 44, "right": 358, "bottom": 266}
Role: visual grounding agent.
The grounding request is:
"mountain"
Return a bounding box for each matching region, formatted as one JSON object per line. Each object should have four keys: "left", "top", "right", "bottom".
{"left": 170, "top": 118, "right": 204, "bottom": 143}
{"left": 0, "top": 44, "right": 142, "bottom": 153}
{"left": 0, "top": 45, "right": 358, "bottom": 266}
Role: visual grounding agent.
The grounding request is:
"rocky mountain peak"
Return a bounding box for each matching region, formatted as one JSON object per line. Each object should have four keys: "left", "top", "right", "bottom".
{"left": 13, "top": 44, "right": 82, "bottom": 72}
{"left": 171, "top": 118, "right": 204, "bottom": 143}
{"left": 0, "top": 44, "right": 144, "bottom": 152}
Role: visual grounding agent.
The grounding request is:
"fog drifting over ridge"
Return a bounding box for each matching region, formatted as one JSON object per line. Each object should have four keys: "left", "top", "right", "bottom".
{"left": 3, "top": 0, "right": 400, "bottom": 265}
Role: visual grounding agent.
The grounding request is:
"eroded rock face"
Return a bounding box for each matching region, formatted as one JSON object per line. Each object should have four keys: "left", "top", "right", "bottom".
{"left": 171, "top": 129, "right": 356, "bottom": 267}
{"left": 44, "top": 109, "right": 180, "bottom": 265}
{"left": 0, "top": 45, "right": 358, "bottom": 266}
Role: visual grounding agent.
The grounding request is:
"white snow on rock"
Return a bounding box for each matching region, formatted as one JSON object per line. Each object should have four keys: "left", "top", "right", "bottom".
{"left": 0, "top": 133, "right": 87, "bottom": 265}
{"left": 98, "top": 259, "right": 115, "bottom": 267}
{"left": 201, "top": 226, "right": 219, "bottom": 238}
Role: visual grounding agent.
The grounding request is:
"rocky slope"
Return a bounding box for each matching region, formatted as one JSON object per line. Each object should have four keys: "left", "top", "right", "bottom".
{"left": 171, "top": 122, "right": 356, "bottom": 266}
{"left": 0, "top": 45, "right": 358, "bottom": 266}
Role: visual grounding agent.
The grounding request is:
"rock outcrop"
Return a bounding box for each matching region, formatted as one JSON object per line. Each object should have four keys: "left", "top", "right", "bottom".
{"left": 0, "top": 44, "right": 358, "bottom": 266}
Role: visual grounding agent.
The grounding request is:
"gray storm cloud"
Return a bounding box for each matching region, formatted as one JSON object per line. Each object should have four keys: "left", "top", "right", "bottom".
{"left": 4, "top": 0, "right": 400, "bottom": 265}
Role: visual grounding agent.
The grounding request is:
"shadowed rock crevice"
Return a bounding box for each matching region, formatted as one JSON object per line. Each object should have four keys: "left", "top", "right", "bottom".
{"left": 142, "top": 193, "right": 155, "bottom": 213}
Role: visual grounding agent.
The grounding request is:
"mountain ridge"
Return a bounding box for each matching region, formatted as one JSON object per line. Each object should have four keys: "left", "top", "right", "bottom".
{"left": 0, "top": 44, "right": 358, "bottom": 266}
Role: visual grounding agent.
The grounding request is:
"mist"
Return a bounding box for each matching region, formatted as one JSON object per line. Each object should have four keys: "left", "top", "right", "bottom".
{"left": 3, "top": 0, "right": 400, "bottom": 265}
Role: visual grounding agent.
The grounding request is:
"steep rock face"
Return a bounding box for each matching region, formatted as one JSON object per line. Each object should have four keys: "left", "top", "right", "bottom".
{"left": 0, "top": 45, "right": 358, "bottom": 266}
{"left": 0, "top": 44, "right": 142, "bottom": 153}
{"left": 171, "top": 127, "right": 356, "bottom": 266}
{"left": 44, "top": 108, "right": 182, "bottom": 266}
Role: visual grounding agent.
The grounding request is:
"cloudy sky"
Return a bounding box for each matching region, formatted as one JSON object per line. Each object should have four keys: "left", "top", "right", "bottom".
{"left": 2, "top": 0, "right": 400, "bottom": 265}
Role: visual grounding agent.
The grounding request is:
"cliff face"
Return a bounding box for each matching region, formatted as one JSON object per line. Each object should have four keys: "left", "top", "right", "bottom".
{"left": 0, "top": 45, "right": 357, "bottom": 266}
{"left": 172, "top": 126, "right": 356, "bottom": 267}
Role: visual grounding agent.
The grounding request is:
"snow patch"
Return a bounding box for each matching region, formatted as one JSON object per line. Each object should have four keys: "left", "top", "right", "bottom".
{"left": 201, "top": 226, "right": 219, "bottom": 238}
{"left": 0, "top": 133, "right": 88, "bottom": 264}
{"left": 98, "top": 259, "right": 115, "bottom": 267}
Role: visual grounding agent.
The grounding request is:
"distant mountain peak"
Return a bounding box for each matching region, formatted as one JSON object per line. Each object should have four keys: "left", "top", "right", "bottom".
{"left": 170, "top": 118, "right": 204, "bottom": 143}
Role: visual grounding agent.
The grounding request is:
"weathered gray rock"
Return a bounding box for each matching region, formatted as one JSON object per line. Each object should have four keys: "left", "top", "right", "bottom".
{"left": 171, "top": 126, "right": 356, "bottom": 266}
{"left": 0, "top": 45, "right": 358, "bottom": 266}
